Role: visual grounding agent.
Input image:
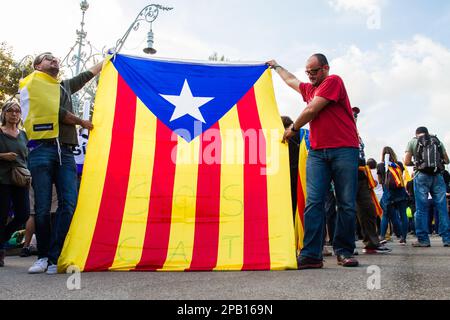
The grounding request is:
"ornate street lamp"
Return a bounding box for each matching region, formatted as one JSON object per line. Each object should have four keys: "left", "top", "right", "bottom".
{"left": 114, "top": 4, "right": 173, "bottom": 55}
{"left": 16, "top": 55, "right": 34, "bottom": 80}
{"left": 60, "top": 0, "right": 104, "bottom": 116}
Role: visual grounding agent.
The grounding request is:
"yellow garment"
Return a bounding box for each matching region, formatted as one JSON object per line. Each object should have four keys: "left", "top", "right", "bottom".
{"left": 403, "top": 167, "right": 413, "bottom": 185}
{"left": 20, "top": 71, "right": 60, "bottom": 140}
{"left": 407, "top": 207, "right": 413, "bottom": 219}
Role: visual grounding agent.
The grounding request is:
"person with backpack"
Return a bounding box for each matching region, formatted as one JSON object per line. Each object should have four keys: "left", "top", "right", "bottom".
{"left": 377, "top": 147, "right": 409, "bottom": 246}
{"left": 404, "top": 127, "right": 450, "bottom": 247}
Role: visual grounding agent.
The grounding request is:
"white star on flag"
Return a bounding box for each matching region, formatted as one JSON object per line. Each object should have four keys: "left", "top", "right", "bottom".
{"left": 160, "top": 79, "right": 215, "bottom": 123}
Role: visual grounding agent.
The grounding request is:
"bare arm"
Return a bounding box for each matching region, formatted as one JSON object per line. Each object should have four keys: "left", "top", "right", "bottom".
{"left": 63, "top": 112, "right": 94, "bottom": 130}
{"left": 377, "top": 174, "right": 383, "bottom": 186}
{"left": 443, "top": 150, "right": 449, "bottom": 165}
{"left": 293, "top": 96, "right": 329, "bottom": 129}
{"left": 283, "top": 96, "right": 330, "bottom": 142}
{"left": 0, "top": 152, "right": 17, "bottom": 161}
{"left": 404, "top": 152, "right": 414, "bottom": 167}
{"left": 89, "top": 60, "right": 104, "bottom": 77}
{"left": 266, "top": 60, "right": 302, "bottom": 93}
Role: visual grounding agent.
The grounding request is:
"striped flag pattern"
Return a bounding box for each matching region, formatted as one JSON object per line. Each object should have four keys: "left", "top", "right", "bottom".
{"left": 58, "top": 55, "right": 297, "bottom": 272}
{"left": 294, "top": 130, "right": 310, "bottom": 253}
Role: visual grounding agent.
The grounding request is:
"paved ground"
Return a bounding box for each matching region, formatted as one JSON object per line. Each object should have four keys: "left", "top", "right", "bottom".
{"left": 1, "top": 237, "right": 449, "bottom": 300}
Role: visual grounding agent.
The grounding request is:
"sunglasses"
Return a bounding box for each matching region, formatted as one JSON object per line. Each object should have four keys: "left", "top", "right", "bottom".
{"left": 305, "top": 67, "right": 323, "bottom": 76}
{"left": 35, "top": 54, "right": 60, "bottom": 66}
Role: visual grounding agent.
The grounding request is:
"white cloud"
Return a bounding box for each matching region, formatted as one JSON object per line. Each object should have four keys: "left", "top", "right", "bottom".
{"left": 330, "top": 35, "right": 450, "bottom": 161}
{"left": 329, "top": 0, "right": 386, "bottom": 14}
{"left": 1, "top": 1, "right": 449, "bottom": 163}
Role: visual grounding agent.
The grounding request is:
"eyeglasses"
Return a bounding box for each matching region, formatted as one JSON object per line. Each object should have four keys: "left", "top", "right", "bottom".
{"left": 35, "top": 54, "right": 60, "bottom": 66}
{"left": 43, "top": 55, "right": 60, "bottom": 63}
{"left": 6, "top": 109, "right": 21, "bottom": 114}
{"left": 305, "top": 67, "right": 323, "bottom": 76}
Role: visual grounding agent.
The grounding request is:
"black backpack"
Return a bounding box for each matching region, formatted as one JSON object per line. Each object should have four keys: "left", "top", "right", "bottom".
{"left": 415, "top": 135, "right": 445, "bottom": 174}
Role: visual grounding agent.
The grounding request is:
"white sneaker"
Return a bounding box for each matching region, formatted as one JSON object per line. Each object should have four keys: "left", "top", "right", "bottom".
{"left": 28, "top": 258, "right": 48, "bottom": 274}
{"left": 46, "top": 264, "right": 58, "bottom": 275}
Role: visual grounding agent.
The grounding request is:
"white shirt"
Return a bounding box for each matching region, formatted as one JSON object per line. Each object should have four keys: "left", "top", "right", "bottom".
{"left": 371, "top": 168, "right": 383, "bottom": 201}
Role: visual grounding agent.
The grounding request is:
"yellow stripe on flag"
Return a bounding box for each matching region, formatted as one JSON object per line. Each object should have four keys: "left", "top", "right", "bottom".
{"left": 254, "top": 70, "right": 297, "bottom": 270}
{"left": 215, "top": 106, "right": 245, "bottom": 271}
{"left": 162, "top": 136, "right": 200, "bottom": 271}
{"left": 58, "top": 61, "right": 118, "bottom": 272}
{"left": 299, "top": 141, "right": 308, "bottom": 203}
{"left": 110, "top": 100, "right": 157, "bottom": 271}
{"left": 295, "top": 138, "right": 309, "bottom": 253}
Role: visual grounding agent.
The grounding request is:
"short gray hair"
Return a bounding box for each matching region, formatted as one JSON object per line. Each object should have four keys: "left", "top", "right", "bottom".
{"left": 1, "top": 100, "right": 21, "bottom": 126}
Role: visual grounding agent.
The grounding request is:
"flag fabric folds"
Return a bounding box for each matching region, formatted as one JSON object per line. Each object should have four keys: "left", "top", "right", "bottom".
{"left": 59, "top": 54, "right": 297, "bottom": 272}
{"left": 359, "top": 165, "right": 383, "bottom": 217}
{"left": 294, "top": 129, "right": 310, "bottom": 253}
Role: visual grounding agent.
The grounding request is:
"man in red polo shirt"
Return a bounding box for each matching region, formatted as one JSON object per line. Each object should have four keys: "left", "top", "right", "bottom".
{"left": 267, "top": 54, "right": 360, "bottom": 269}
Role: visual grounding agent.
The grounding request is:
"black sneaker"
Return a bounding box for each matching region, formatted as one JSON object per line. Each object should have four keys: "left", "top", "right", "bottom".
{"left": 363, "top": 245, "right": 392, "bottom": 254}
{"left": 20, "top": 247, "right": 32, "bottom": 257}
{"left": 377, "top": 245, "right": 392, "bottom": 253}
{"left": 297, "top": 256, "right": 324, "bottom": 270}
{"left": 336, "top": 255, "right": 359, "bottom": 267}
{"left": 0, "top": 249, "right": 5, "bottom": 267}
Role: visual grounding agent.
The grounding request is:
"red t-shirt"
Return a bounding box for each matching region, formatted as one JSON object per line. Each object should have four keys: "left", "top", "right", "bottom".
{"left": 299, "top": 75, "right": 359, "bottom": 150}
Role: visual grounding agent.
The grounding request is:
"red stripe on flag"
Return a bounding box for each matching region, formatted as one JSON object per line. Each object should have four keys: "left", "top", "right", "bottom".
{"left": 296, "top": 174, "right": 305, "bottom": 227}
{"left": 135, "top": 121, "right": 177, "bottom": 271}
{"left": 84, "top": 75, "right": 137, "bottom": 272}
{"left": 237, "top": 87, "right": 270, "bottom": 271}
{"left": 188, "top": 123, "right": 222, "bottom": 271}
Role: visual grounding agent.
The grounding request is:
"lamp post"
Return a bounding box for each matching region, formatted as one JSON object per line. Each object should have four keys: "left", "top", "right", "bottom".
{"left": 114, "top": 4, "right": 173, "bottom": 55}
{"left": 60, "top": 0, "right": 103, "bottom": 116}
{"left": 75, "top": 0, "right": 89, "bottom": 75}
{"left": 16, "top": 55, "right": 34, "bottom": 80}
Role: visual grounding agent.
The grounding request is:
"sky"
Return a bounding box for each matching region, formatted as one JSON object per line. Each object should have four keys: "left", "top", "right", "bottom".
{"left": 1, "top": 0, "right": 450, "bottom": 162}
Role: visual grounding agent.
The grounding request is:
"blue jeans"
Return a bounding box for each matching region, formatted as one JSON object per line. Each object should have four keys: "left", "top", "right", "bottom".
{"left": 0, "top": 184, "right": 30, "bottom": 249}
{"left": 28, "top": 143, "right": 78, "bottom": 264}
{"left": 301, "top": 148, "right": 359, "bottom": 260}
{"left": 380, "top": 200, "right": 408, "bottom": 241}
{"left": 414, "top": 172, "right": 450, "bottom": 244}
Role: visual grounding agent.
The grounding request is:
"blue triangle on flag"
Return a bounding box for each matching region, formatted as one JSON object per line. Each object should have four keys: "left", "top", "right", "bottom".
{"left": 112, "top": 54, "right": 267, "bottom": 142}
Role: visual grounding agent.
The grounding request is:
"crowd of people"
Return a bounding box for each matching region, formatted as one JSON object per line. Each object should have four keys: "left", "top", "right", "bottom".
{"left": 0, "top": 51, "right": 449, "bottom": 273}
{"left": 0, "top": 52, "right": 101, "bottom": 271}
{"left": 268, "top": 53, "right": 450, "bottom": 269}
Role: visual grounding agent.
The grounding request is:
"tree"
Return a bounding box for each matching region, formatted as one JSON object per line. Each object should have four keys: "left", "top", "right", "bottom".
{"left": 0, "top": 42, "right": 33, "bottom": 105}
{"left": 208, "top": 52, "right": 228, "bottom": 62}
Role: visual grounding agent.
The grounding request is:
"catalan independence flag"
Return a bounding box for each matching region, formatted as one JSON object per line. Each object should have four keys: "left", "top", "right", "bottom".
{"left": 59, "top": 54, "right": 297, "bottom": 272}
{"left": 294, "top": 130, "right": 310, "bottom": 253}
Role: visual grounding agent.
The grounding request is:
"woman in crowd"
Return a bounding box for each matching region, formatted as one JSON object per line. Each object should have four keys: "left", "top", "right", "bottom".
{"left": 0, "top": 101, "right": 30, "bottom": 267}
{"left": 377, "top": 147, "right": 409, "bottom": 245}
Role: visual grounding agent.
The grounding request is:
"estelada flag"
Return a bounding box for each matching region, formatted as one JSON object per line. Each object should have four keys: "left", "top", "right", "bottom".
{"left": 294, "top": 130, "right": 310, "bottom": 253}
{"left": 59, "top": 54, "right": 297, "bottom": 272}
